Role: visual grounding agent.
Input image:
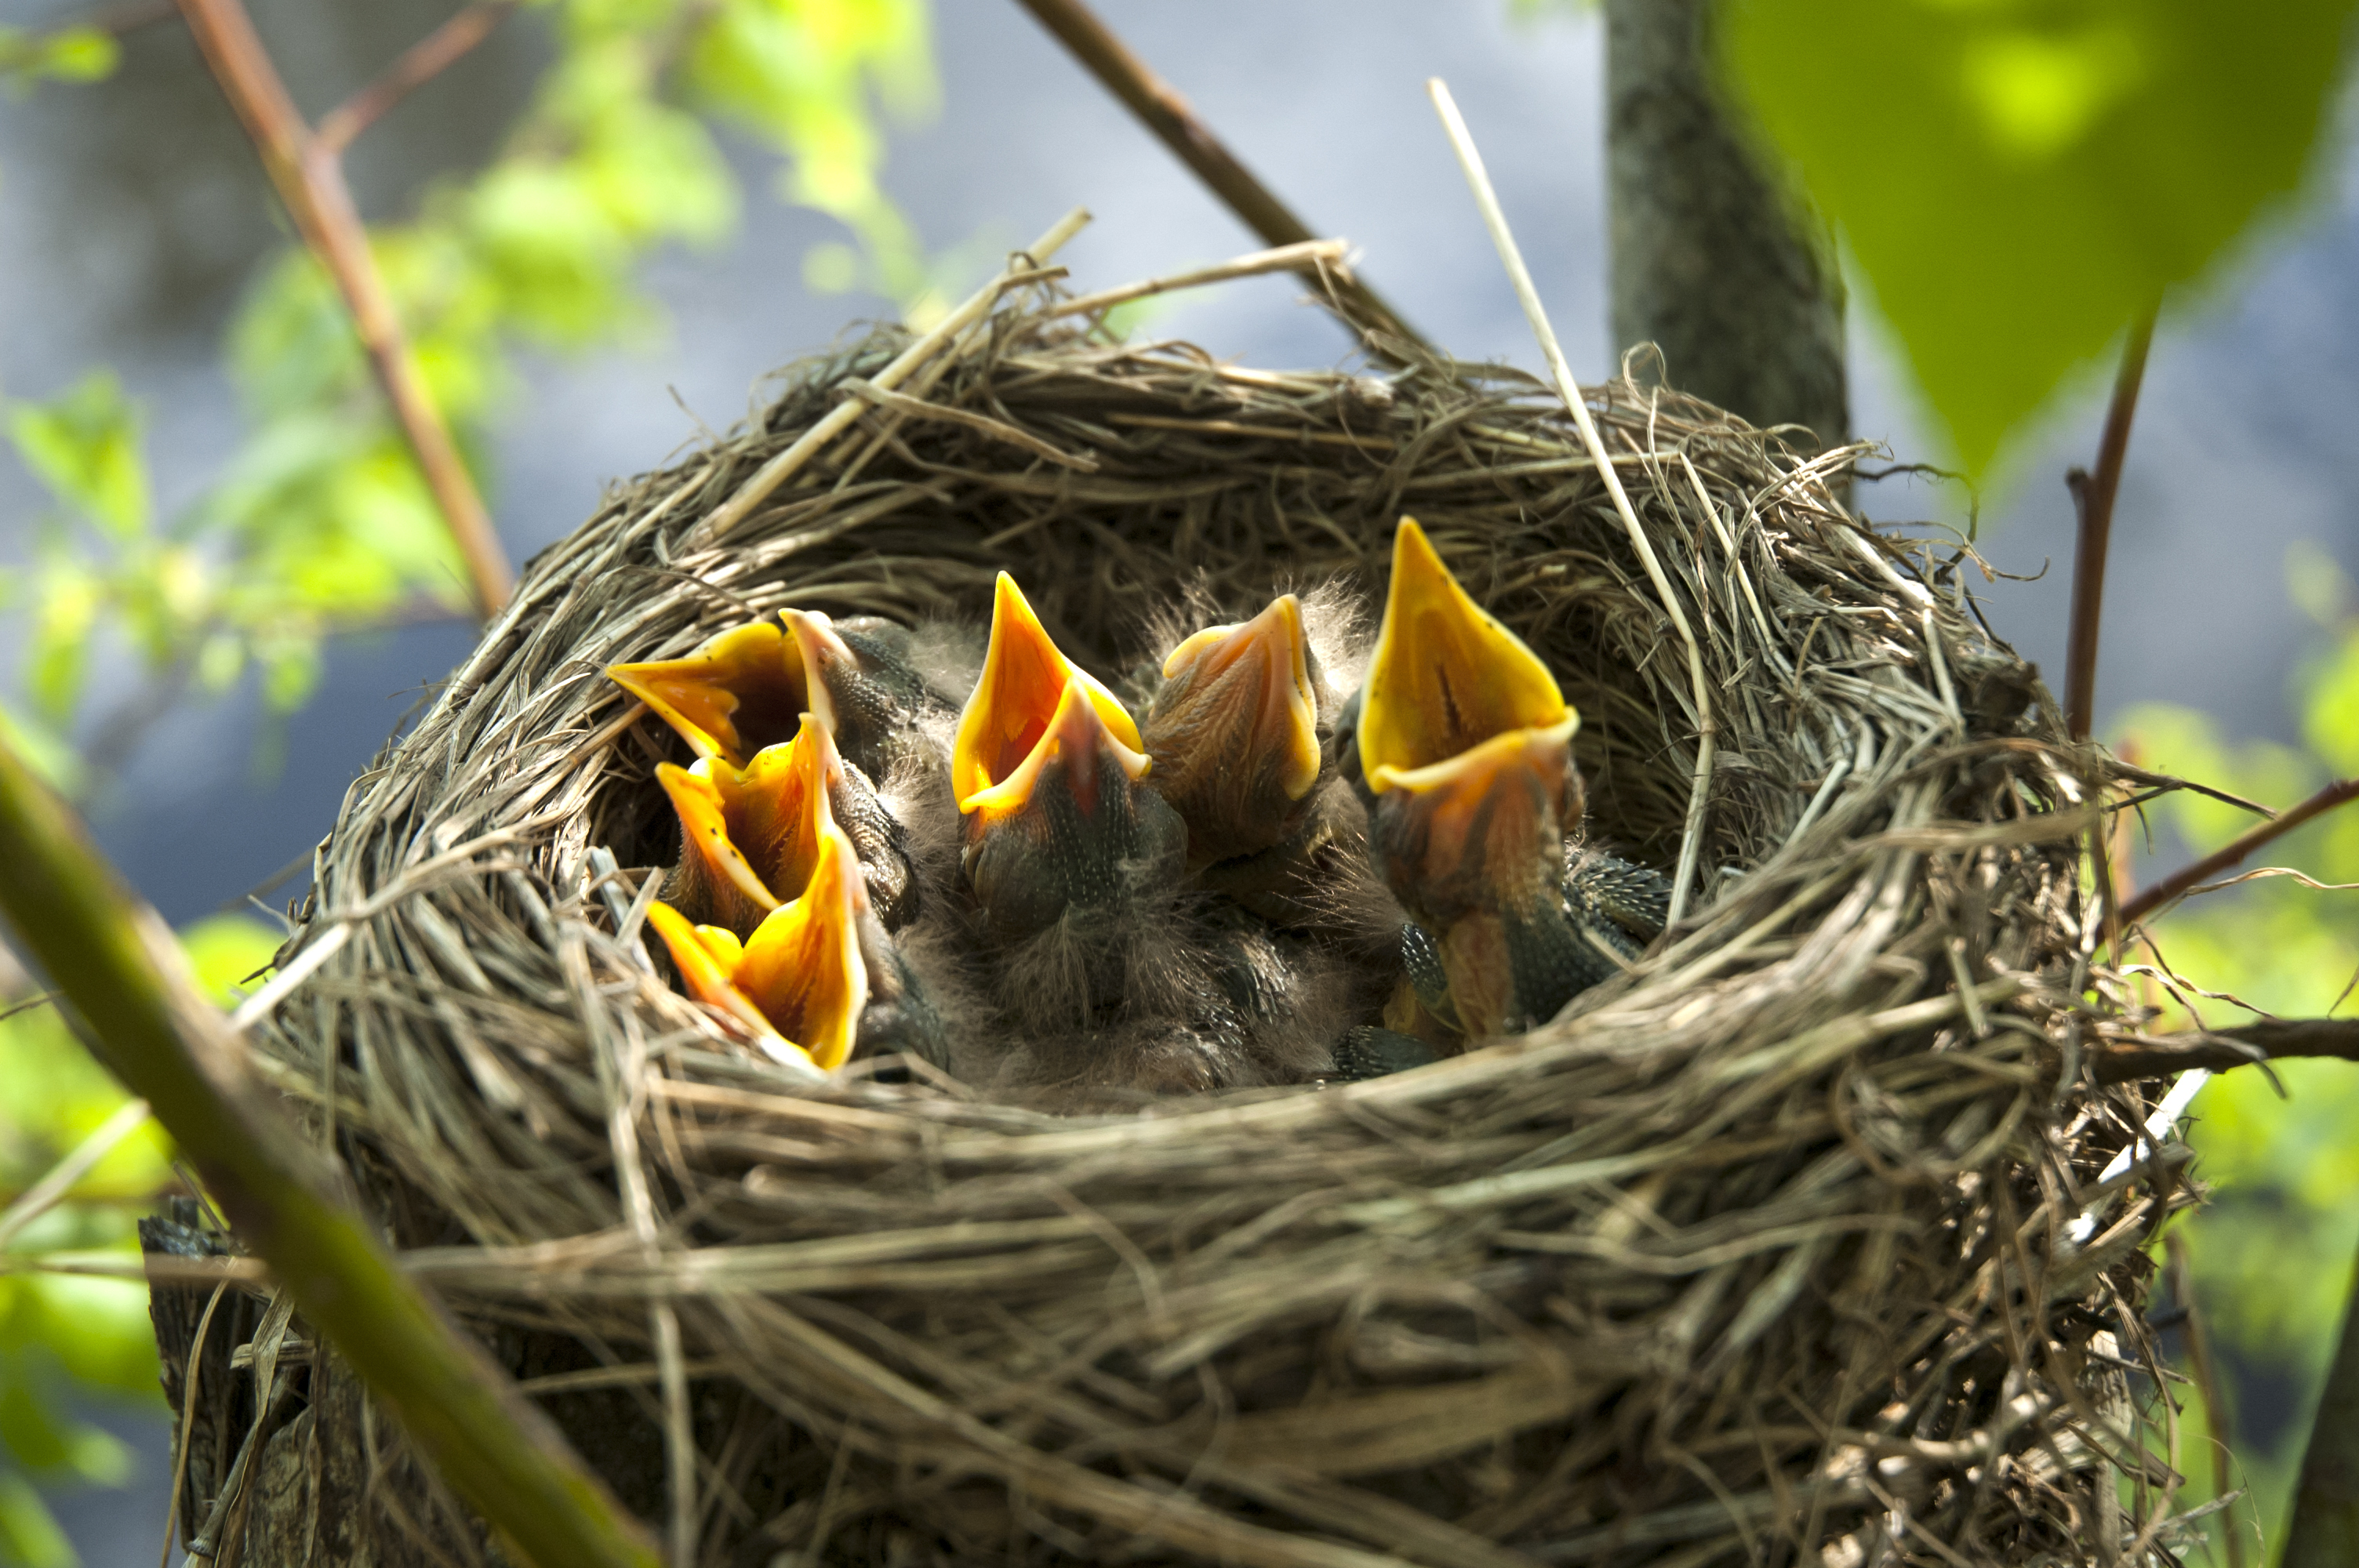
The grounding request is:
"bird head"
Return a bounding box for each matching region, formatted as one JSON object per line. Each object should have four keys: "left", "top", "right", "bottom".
{"left": 953, "top": 573, "right": 1183, "bottom": 937}
{"left": 1142, "top": 593, "right": 1329, "bottom": 868}
{"left": 1354, "top": 517, "right": 1583, "bottom": 928}
{"left": 609, "top": 621, "right": 807, "bottom": 766}
{"left": 780, "top": 608, "right": 932, "bottom": 779}
{"left": 646, "top": 807, "right": 871, "bottom": 1071}
{"left": 653, "top": 711, "right": 845, "bottom": 937}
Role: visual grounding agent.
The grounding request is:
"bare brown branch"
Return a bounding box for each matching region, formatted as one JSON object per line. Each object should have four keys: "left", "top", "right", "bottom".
{"left": 2089, "top": 1017, "right": 2359, "bottom": 1083}
{"left": 2121, "top": 775, "right": 2359, "bottom": 925}
{"left": 314, "top": 1, "right": 519, "bottom": 155}
{"left": 1011, "top": 0, "right": 1428, "bottom": 361}
{"left": 171, "top": 0, "right": 514, "bottom": 619}
{"left": 2063, "top": 308, "right": 2157, "bottom": 741}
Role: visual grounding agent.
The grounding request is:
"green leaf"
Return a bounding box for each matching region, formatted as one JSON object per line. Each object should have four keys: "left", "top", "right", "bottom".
{"left": 1722, "top": 0, "right": 2359, "bottom": 479}
{"left": 5, "top": 372, "right": 150, "bottom": 539}
{"left": 178, "top": 915, "right": 283, "bottom": 1004}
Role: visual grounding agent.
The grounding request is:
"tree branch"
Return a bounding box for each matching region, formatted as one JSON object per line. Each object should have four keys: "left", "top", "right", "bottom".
{"left": 0, "top": 734, "right": 658, "bottom": 1568}
{"left": 2088, "top": 1017, "right": 2359, "bottom": 1083}
{"left": 2284, "top": 1225, "right": 2359, "bottom": 1568}
{"left": 2063, "top": 308, "right": 2157, "bottom": 741}
{"left": 2120, "top": 775, "right": 2359, "bottom": 925}
{"left": 171, "top": 0, "right": 514, "bottom": 620}
{"left": 314, "top": 1, "right": 518, "bottom": 156}
{"left": 1010, "top": 0, "right": 1429, "bottom": 362}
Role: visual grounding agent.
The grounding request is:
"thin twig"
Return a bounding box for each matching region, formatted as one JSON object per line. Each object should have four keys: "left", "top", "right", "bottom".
{"left": 1012, "top": 0, "right": 1427, "bottom": 361}
{"left": 172, "top": 0, "right": 514, "bottom": 619}
{"left": 2164, "top": 1232, "right": 2245, "bottom": 1568}
{"left": 0, "top": 732, "right": 660, "bottom": 1567}
{"left": 2120, "top": 776, "right": 2359, "bottom": 925}
{"left": 697, "top": 207, "right": 1091, "bottom": 543}
{"left": 1427, "top": 77, "right": 1717, "bottom": 927}
{"left": 2063, "top": 308, "right": 2157, "bottom": 740}
{"left": 1045, "top": 238, "right": 1352, "bottom": 320}
{"left": 315, "top": 1, "right": 518, "bottom": 154}
{"left": 0, "top": 1097, "right": 151, "bottom": 1250}
{"left": 2088, "top": 1018, "right": 2359, "bottom": 1082}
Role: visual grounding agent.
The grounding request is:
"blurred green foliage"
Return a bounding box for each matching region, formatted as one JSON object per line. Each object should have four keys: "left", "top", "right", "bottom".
{"left": 0, "top": 25, "right": 116, "bottom": 94}
{"left": 2113, "top": 547, "right": 2359, "bottom": 1565}
{"left": 0, "top": 915, "right": 281, "bottom": 1567}
{"left": 1722, "top": 0, "right": 2359, "bottom": 482}
{"left": 1, "top": 0, "right": 947, "bottom": 796}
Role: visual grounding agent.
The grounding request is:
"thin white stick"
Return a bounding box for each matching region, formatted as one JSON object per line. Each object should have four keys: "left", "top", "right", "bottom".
{"left": 227, "top": 921, "right": 352, "bottom": 1034}
{"left": 2065, "top": 1067, "right": 2211, "bottom": 1246}
{"left": 1045, "top": 239, "right": 1350, "bottom": 319}
{"left": 1428, "top": 78, "right": 1717, "bottom": 926}
{"left": 0, "top": 1097, "right": 151, "bottom": 1249}
{"left": 700, "top": 206, "right": 1092, "bottom": 543}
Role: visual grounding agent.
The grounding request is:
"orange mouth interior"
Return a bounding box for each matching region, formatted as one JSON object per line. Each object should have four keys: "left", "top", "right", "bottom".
{"left": 609, "top": 621, "right": 808, "bottom": 764}
{"left": 1358, "top": 517, "right": 1574, "bottom": 793}
{"left": 647, "top": 811, "right": 870, "bottom": 1071}
{"left": 953, "top": 573, "right": 1146, "bottom": 824}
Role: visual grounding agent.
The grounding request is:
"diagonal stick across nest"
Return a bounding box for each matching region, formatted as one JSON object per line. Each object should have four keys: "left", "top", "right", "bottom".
{"left": 189, "top": 245, "right": 2212, "bottom": 1566}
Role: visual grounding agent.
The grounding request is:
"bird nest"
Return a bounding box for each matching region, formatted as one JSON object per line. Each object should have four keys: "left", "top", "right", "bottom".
{"left": 175, "top": 285, "right": 2201, "bottom": 1567}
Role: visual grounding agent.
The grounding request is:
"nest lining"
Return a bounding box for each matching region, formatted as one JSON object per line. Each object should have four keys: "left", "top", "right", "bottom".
{"left": 221, "top": 293, "right": 2198, "bottom": 1567}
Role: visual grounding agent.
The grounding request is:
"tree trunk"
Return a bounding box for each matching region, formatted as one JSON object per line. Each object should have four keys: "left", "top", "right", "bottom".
{"left": 1605, "top": 0, "right": 1848, "bottom": 449}
{"left": 2284, "top": 1232, "right": 2359, "bottom": 1568}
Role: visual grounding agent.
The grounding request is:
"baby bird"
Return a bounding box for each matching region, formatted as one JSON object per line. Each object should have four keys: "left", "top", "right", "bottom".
{"left": 1140, "top": 586, "right": 1380, "bottom": 931}
{"left": 654, "top": 713, "right": 916, "bottom": 935}
{"left": 1347, "top": 517, "right": 1614, "bottom": 1037}
{"left": 611, "top": 610, "right": 968, "bottom": 785}
{"left": 954, "top": 572, "right": 1188, "bottom": 955}
{"left": 609, "top": 620, "right": 806, "bottom": 767}
{"left": 948, "top": 574, "right": 1334, "bottom": 1097}
{"left": 648, "top": 745, "right": 948, "bottom": 1073}
{"left": 1141, "top": 593, "right": 1325, "bottom": 869}
{"left": 647, "top": 813, "right": 871, "bottom": 1071}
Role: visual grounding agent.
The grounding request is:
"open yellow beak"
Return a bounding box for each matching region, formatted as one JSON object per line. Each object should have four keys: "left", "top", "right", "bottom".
{"left": 646, "top": 815, "right": 871, "bottom": 1071}
{"left": 1357, "top": 517, "right": 1574, "bottom": 793}
{"left": 953, "top": 573, "right": 1144, "bottom": 825}
{"left": 653, "top": 712, "right": 841, "bottom": 936}
{"left": 609, "top": 621, "right": 808, "bottom": 765}
{"left": 1145, "top": 594, "right": 1322, "bottom": 852}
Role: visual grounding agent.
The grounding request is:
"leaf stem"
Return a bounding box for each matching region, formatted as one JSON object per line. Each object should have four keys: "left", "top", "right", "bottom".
{"left": 0, "top": 734, "right": 658, "bottom": 1568}
{"left": 170, "top": 0, "right": 514, "bottom": 620}
{"left": 2063, "top": 308, "right": 2157, "bottom": 741}
{"left": 2119, "top": 776, "right": 2359, "bottom": 925}
{"left": 1010, "top": 0, "right": 1429, "bottom": 361}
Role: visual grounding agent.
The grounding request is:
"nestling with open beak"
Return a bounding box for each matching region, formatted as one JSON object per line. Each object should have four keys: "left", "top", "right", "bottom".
{"left": 1348, "top": 517, "right": 1640, "bottom": 1036}
{"left": 647, "top": 810, "right": 871, "bottom": 1072}
{"left": 611, "top": 609, "right": 970, "bottom": 785}
{"left": 949, "top": 574, "right": 1338, "bottom": 1094}
{"left": 654, "top": 712, "right": 916, "bottom": 937}
{"left": 648, "top": 743, "right": 949, "bottom": 1073}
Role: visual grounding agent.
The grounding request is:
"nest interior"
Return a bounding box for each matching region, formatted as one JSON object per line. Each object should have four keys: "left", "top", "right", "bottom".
{"left": 179, "top": 293, "right": 2199, "bottom": 1567}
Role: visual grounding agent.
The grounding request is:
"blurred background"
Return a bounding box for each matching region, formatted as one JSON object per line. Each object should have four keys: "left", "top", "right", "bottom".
{"left": 2, "top": 2, "right": 2354, "bottom": 1563}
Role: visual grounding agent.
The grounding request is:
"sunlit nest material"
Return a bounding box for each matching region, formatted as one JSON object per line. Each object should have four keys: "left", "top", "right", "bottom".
{"left": 159, "top": 275, "right": 2202, "bottom": 1567}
